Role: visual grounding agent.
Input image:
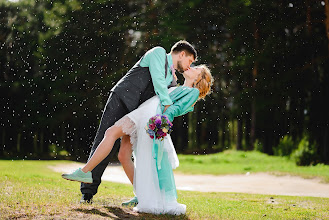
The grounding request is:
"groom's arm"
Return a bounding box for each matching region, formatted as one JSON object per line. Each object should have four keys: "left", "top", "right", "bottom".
{"left": 146, "top": 47, "right": 173, "bottom": 106}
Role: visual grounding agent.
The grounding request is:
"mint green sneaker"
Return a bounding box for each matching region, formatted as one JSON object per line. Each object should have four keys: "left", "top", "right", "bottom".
{"left": 121, "top": 196, "right": 138, "bottom": 207}
{"left": 61, "top": 168, "right": 92, "bottom": 184}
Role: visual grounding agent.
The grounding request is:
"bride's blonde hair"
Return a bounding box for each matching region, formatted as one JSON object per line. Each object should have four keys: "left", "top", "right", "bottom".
{"left": 194, "top": 64, "right": 214, "bottom": 100}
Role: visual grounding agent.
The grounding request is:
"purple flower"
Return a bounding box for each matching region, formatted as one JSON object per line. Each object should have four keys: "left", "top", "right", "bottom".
{"left": 157, "top": 129, "right": 165, "bottom": 136}
{"left": 155, "top": 119, "right": 162, "bottom": 125}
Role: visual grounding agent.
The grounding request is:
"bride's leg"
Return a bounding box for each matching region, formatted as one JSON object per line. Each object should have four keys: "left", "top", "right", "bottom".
{"left": 81, "top": 125, "right": 125, "bottom": 173}
{"left": 118, "top": 135, "right": 134, "bottom": 184}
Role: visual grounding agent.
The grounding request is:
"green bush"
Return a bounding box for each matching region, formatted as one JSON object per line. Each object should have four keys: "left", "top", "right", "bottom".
{"left": 273, "top": 135, "right": 295, "bottom": 157}
{"left": 291, "top": 137, "right": 318, "bottom": 166}
{"left": 253, "top": 139, "right": 263, "bottom": 152}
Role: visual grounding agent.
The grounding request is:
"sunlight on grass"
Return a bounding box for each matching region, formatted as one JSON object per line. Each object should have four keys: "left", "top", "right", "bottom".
{"left": 0, "top": 159, "right": 328, "bottom": 219}
{"left": 177, "top": 150, "right": 329, "bottom": 182}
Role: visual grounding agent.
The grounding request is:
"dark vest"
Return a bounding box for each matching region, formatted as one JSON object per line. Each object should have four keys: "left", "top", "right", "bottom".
{"left": 111, "top": 55, "right": 176, "bottom": 111}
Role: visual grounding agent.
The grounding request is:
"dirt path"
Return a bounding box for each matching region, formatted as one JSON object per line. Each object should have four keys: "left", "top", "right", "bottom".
{"left": 50, "top": 162, "right": 329, "bottom": 198}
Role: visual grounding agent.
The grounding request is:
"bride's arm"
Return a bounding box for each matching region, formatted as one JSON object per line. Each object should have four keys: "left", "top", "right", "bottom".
{"left": 164, "top": 89, "right": 199, "bottom": 122}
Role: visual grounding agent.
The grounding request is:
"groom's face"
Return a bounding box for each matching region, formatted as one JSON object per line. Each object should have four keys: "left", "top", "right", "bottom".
{"left": 177, "top": 51, "right": 195, "bottom": 73}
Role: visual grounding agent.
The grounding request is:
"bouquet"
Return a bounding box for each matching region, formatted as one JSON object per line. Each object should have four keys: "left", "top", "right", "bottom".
{"left": 145, "top": 114, "right": 173, "bottom": 140}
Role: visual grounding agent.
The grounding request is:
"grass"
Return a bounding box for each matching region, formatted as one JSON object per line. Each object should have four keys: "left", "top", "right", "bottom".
{"left": 1, "top": 159, "right": 329, "bottom": 219}
{"left": 177, "top": 150, "right": 329, "bottom": 182}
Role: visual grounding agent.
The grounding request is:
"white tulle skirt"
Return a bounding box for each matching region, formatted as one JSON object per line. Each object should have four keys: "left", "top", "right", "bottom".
{"left": 114, "top": 87, "right": 186, "bottom": 215}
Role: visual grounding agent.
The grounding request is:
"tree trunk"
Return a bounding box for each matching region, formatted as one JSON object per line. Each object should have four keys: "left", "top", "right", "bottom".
{"left": 324, "top": 126, "right": 329, "bottom": 163}
{"left": 231, "top": 120, "right": 235, "bottom": 148}
{"left": 250, "top": 21, "right": 259, "bottom": 149}
{"left": 43, "top": 130, "right": 49, "bottom": 155}
{"left": 245, "top": 113, "right": 251, "bottom": 150}
{"left": 188, "top": 112, "right": 197, "bottom": 151}
{"left": 321, "top": 62, "right": 329, "bottom": 163}
{"left": 181, "top": 116, "right": 189, "bottom": 152}
{"left": 250, "top": 65, "right": 257, "bottom": 149}
{"left": 171, "top": 118, "right": 181, "bottom": 152}
{"left": 1, "top": 130, "right": 5, "bottom": 157}
{"left": 207, "top": 117, "right": 219, "bottom": 150}
{"left": 17, "top": 133, "right": 21, "bottom": 154}
{"left": 33, "top": 132, "right": 38, "bottom": 155}
{"left": 40, "top": 131, "right": 44, "bottom": 154}
{"left": 325, "top": 0, "right": 329, "bottom": 54}
{"left": 196, "top": 106, "right": 202, "bottom": 150}
{"left": 237, "top": 118, "right": 242, "bottom": 150}
{"left": 221, "top": 116, "right": 227, "bottom": 148}
{"left": 306, "top": 0, "right": 312, "bottom": 34}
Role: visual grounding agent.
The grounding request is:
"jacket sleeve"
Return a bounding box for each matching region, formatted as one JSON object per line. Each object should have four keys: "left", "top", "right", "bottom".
{"left": 164, "top": 89, "right": 199, "bottom": 122}
{"left": 148, "top": 47, "right": 173, "bottom": 106}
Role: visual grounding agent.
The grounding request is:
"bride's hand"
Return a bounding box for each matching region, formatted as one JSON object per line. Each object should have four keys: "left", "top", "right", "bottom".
{"left": 163, "top": 105, "right": 171, "bottom": 113}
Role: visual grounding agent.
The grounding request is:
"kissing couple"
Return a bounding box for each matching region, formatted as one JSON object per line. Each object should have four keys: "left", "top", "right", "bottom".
{"left": 62, "top": 40, "right": 213, "bottom": 215}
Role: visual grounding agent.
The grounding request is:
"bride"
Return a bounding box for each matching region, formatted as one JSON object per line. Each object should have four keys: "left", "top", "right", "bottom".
{"left": 62, "top": 64, "right": 213, "bottom": 215}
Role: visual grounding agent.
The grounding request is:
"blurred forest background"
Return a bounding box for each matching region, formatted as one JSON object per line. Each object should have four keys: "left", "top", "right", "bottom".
{"left": 1, "top": 0, "right": 328, "bottom": 165}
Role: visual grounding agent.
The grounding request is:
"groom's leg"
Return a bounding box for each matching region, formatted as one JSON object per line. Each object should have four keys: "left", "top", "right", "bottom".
{"left": 118, "top": 136, "right": 134, "bottom": 184}
{"left": 80, "top": 92, "right": 129, "bottom": 196}
{"left": 119, "top": 137, "right": 138, "bottom": 207}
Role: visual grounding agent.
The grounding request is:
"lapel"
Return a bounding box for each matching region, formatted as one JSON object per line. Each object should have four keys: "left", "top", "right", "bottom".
{"left": 166, "top": 54, "right": 176, "bottom": 87}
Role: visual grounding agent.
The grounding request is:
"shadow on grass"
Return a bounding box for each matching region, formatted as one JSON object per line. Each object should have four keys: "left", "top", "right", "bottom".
{"left": 105, "top": 206, "right": 139, "bottom": 219}
{"left": 73, "top": 206, "right": 190, "bottom": 219}
{"left": 105, "top": 206, "right": 190, "bottom": 220}
{"left": 73, "top": 208, "right": 113, "bottom": 217}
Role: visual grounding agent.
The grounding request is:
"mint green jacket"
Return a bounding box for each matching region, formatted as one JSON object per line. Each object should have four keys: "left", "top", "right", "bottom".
{"left": 161, "top": 86, "right": 200, "bottom": 122}
{"left": 140, "top": 47, "right": 174, "bottom": 106}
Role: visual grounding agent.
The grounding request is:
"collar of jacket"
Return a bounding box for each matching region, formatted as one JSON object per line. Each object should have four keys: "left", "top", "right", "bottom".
{"left": 167, "top": 54, "right": 173, "bottom": 69}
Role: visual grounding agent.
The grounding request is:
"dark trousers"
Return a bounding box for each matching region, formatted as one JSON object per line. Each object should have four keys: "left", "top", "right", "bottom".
{"left": 80, "top": 92, "right": 129, "bottom": 195}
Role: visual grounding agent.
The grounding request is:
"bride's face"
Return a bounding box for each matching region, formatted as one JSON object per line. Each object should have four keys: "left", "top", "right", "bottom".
{"left": 183, "top": 67, "right": 202, "bottom": 81}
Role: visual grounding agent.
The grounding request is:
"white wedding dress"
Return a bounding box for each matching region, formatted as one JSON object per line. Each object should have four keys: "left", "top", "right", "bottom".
{"left": 114, "top": 87, "right": 186, "bottom": 215}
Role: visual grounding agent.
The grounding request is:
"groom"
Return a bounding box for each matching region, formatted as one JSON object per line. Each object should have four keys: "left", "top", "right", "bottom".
{"left": 80, "top": 40, "right": 197, "bottom": 203}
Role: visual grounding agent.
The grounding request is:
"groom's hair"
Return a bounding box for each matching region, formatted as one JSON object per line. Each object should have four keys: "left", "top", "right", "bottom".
{"left": 171, "top": 40, "right": 197, "bottom": 60}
